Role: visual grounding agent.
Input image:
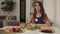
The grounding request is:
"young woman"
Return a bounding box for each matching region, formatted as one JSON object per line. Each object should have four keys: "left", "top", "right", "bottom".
{"left": 27, "top": 1, "right": 50, "bottom": 27}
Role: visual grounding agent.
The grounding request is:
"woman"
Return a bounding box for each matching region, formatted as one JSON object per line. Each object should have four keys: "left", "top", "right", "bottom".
{"left": 27, "top": 1, "right": 50, "bottom": 27}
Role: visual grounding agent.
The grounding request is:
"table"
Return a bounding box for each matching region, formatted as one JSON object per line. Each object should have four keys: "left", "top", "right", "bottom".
{"left": 0, "top": 26, "right": 60, "bottom": 34}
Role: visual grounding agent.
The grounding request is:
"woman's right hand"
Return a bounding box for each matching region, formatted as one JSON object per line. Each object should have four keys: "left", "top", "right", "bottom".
{"left": 26, "top": 23, "right": 31, "bottom": 26}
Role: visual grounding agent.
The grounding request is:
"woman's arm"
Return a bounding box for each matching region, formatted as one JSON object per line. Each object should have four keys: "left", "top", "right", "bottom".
{"left": 34, "top": 19, "right": 50, "bottom": 27}
{"left": 26, "top": 14, "right": 34, "bottom": 25}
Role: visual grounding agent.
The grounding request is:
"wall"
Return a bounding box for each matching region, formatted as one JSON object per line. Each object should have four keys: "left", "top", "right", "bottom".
{"left": 56, "top": 0, "right": 60, "bottom": 28}
{"left": 0, "top": 0, "right": 20, "bottom": 21}
{"left": 44, "top": 0, "right": 60, "bottom": 28}
{"left": 43, "top": 0, "right": 55, "bottom": 22}
{"left": 12, "top": 0, "right": 20, "bottom": 21}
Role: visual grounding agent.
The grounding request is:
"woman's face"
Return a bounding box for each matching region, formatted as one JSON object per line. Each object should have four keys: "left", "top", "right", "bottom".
{"left": 35, "top": 3, "right": 41, "bottom": 12}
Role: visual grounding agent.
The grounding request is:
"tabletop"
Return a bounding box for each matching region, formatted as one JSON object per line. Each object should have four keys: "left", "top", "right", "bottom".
{"left": 0, "top": 26, "right": 60, "bottom": 34}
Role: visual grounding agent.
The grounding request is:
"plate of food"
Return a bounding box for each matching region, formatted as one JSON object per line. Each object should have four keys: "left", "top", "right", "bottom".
{"left": 39, "top": 27, "right": 55, "bottom": 33}
{"left": 26, "top": 25, "right": 41, "bottom": 31}
{"left": 3, "top": 27, "right": 23, "bottom": 33}
{"left": 26, "top": 25, "right": 35, "bottom": 30}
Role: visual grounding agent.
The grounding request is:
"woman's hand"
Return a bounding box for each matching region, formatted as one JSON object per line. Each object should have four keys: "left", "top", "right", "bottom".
{"left": 26, "top": 23, "right": 50, "bottom": 27}
{"left": 33, "top": 24, "right": 40, "bottom": 26}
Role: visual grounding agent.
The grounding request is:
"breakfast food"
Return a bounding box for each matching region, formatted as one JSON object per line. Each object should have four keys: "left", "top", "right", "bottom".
{"left": 26, "top": 25, "right": 35, "bottom": 30}
{"left": 4, "top": 27, "right": 23, "bottom": 33}
{"left": 4, "top": 28, "right": 11, "bottom": 33}
{"left": 20, "top": 23, "right": 26, "bottom": 29}
{"left": 34, "top": 25, "right": 41, "bottom": 29}
{"left": 11, "top": 27, "right": 16, "bottom": 32}
{"left": 16, "top": 27, "right": 21, "bottom": 32}
{"left": 11, "top": 27, "right": 22, "bottom": 32}
{"left": 40, "top": 28, "right": 54, "bottom": 33}
{"left": 26, "top": 25, "right": 41, "bottom": 30}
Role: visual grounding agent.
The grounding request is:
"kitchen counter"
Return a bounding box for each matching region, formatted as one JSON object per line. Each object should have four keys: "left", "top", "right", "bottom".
{"left": 0, "top": 26, "right": 60, "bottom": 34}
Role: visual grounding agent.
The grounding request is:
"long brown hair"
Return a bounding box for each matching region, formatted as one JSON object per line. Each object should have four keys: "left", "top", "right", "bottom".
{"left": 32, "top": 1, "right": 48, "bottom": 22}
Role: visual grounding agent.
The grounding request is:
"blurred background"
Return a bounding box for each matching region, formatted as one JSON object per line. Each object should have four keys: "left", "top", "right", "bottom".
{"left": 0, "top": 0, "right": 60, "bottom": 28}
